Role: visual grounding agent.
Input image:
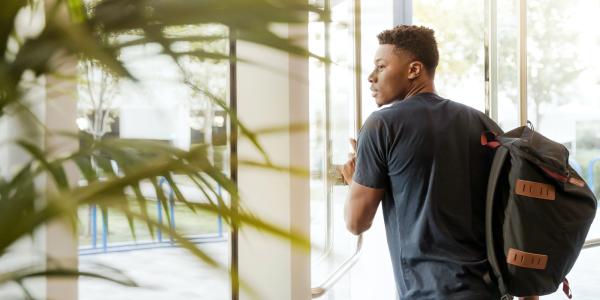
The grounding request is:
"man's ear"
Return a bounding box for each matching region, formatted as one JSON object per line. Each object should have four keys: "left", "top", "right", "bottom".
{"left": 407, "top": 61, "right": 423, "bottom": 80}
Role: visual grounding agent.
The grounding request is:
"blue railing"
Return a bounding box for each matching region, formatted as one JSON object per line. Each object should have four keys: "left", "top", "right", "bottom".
{"left": 80, "top": 177, "right": 226, "bottom": 255}
{"left": 569, "top": 155, "right": 600, "bottom": 197}
{"left": 569, "top": 157, "right": 584, "bottom": 176}
{"left": 587, "top": 157, "right": 600, "bottom": 194}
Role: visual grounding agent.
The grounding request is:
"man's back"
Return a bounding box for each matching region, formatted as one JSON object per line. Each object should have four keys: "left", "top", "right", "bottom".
{"left": 353, "top": 92, "right": 501, "bottom": 299}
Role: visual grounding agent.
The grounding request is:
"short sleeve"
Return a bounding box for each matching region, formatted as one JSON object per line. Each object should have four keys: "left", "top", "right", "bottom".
{"left": 353, "top": 114, "right": 388, "bottom": 189}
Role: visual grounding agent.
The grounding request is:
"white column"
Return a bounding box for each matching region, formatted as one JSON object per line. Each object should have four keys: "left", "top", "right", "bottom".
{"left": 41, "top": 0, "right": 79, "bottom": 298}
{"left": 44, "top": 58, "right": 79, "bottom": 300}
{"left": 236, "top": 23, "right": 310, "bottom": 300}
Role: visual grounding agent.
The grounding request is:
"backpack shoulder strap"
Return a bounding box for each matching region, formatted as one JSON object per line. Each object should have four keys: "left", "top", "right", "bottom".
{"left": 486, "top": 145, "right": 511, "bottom": 299}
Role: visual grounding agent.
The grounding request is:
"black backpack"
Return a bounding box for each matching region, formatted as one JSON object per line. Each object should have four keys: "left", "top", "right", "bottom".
{"left": 482, "top": 124, "right": 597, "bottom": 299}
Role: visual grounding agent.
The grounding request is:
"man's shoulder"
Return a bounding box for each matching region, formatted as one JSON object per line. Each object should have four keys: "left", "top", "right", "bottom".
{"left": 458, "top": 104, "right": 503, "bottom": 133}
{"left": 361, "top": 111, "right": 389, "bottom": 134}
{"left": 433, "top": 96, "right": 503, "bottom": 133}
{"left": 367, "top": 94, "right": 502, "bottom": 133}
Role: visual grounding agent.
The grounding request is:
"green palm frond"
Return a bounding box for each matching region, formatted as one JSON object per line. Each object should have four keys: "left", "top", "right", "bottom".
{"left": 0, "top": 134, "right": 309, "bottom": 294}
{"left": 0, "top": 1, "right": 27, "bottom": 55}
{"left": 1, "top": 0, "right": 317, "bottom": 297}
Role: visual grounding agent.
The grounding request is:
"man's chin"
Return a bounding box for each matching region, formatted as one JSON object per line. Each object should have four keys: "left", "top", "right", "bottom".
{"left": 375, "top": 98, "right": 393, "bottom": 107}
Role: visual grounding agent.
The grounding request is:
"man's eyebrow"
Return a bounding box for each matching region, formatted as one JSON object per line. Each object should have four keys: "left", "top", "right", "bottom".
{"left": 374, "top": 58, "right": 385, "bottom": 64}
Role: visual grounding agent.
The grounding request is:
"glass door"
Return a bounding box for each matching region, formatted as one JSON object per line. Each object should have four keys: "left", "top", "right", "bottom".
{"left": 309, "top": 1, "right": 396, "bottom": 299}
{"left": 309, "top": 0, "right": 358, "bottom": 299}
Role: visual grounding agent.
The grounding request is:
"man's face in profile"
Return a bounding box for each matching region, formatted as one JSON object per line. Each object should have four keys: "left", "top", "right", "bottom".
{"left": 368, "top": 44, "right": 412, "bottom": 107}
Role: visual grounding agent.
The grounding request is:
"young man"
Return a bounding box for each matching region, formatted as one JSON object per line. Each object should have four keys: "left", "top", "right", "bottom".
{"left": 340, "top": 25, "right": 537, "bottom": 299}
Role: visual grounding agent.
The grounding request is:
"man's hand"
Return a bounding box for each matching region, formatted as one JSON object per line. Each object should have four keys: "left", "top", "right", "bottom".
{"left": 341, "top": 138, "right": 357, "bottom": 185}
{"left": 342, "top": 137, "right": 384, "bottom": 235}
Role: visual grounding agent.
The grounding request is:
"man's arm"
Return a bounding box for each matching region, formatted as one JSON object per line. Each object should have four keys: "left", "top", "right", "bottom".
{"left": 341, "top": 138, "right": 384, "bottom": 235}
{"left": 344, "top": 180, "right": 384, "bottom": 235}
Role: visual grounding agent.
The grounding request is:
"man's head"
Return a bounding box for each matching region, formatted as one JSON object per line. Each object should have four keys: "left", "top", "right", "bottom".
{"left": 369, "top": 25, "right": 439, "bottom": 106}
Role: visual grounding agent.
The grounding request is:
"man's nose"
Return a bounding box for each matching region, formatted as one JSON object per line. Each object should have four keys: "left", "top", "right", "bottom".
{"left": 368, "top": 71, "right": 376, "bottom": 83}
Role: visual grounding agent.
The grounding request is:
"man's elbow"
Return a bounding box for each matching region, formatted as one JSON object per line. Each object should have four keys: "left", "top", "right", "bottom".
{"left": 345, "top": 220, "right": 371, "bottom": 235}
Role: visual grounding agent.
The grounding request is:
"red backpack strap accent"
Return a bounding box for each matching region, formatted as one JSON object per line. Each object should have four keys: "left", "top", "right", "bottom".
{"left": 481, "top": 131, "right": 501, "bottom": 149}
{"left": 563, "top": 278, "right": 572, "bottom": 299}
{"left": 540, "top": 165, "right": 586, "bottom": 188}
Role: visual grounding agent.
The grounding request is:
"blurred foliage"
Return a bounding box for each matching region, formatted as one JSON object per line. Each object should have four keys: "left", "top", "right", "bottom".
{"left": 1, "top": 0, "right": 322, "bottom": 297}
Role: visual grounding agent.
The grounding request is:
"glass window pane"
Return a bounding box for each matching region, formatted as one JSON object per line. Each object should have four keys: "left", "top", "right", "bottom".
{"left": 526, "top": 0, "right": 600, "bottom": 241}
{"left": 310, "top": 1, "right": 396, "bottom": 299}
{"left": 526, "top": 1, "right": 600, "bottom": 298}
{"left": 495, "top": 0, "right": 520, "bottom": 130}
{"left": 309, "top": 13, "right": 328, "bottom": 260}
{"left": 77, "top": 24, "right": 231, "bottom": 299}
{"left": 352, "top": 2, "right": 397, "bottom": 299}
{"left": 309, "top": 1, "right": 356, "bottom": 297}
{"left": 360, "top": 2, "right": 393, "bottom": 120}
{"left": 414, "top": 0, "right": 485, "bottom": 111}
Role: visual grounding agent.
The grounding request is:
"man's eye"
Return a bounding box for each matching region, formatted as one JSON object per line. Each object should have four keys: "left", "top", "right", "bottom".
{"left": 377, "top": 65, "right": 384, "bottom": 70}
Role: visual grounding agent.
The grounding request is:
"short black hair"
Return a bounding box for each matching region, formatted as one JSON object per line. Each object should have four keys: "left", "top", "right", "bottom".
{"left": 377, "top": 25, "right": 439, "bottom": 74}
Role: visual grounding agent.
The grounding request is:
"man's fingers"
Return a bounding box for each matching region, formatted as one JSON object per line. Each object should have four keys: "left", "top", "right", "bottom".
{"left": 340, "top": 157, "right": 356, "bottom": 185}
{"left": 341, "top": 138, "right": 357, "bottom": 185}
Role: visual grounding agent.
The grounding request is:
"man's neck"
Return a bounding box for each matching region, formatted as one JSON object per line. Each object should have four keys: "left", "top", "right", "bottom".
{"left": 404, "top": 80, "right": 436, "bottom": 99}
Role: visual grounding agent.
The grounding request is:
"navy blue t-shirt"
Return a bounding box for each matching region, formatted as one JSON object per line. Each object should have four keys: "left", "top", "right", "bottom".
{"left": 353, "top": 93, "right": 502, "bottom": 300}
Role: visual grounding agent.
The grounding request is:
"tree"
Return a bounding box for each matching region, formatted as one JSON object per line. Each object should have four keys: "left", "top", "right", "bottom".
{"left": 413, "top": 0, "right": 483, "bottom": 90}
{"left": 497, "top": 0, "right": 582, "bottom": 130}
{"left": 415, "top": 0, "right": 582, "bottom": 130}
